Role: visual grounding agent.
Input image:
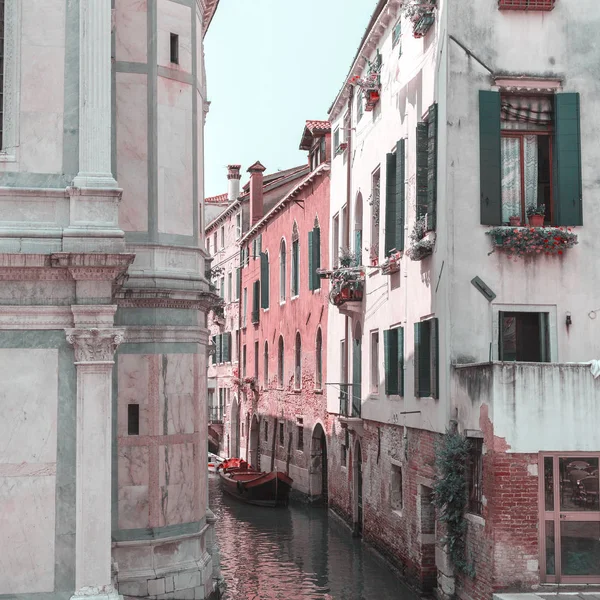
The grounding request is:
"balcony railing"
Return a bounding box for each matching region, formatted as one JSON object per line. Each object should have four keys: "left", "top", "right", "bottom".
{"left": 209, "top": 406, "right": 223, "bottom": 423}
{"left": 339, "top": 383, "right": 361, "bottom": 418}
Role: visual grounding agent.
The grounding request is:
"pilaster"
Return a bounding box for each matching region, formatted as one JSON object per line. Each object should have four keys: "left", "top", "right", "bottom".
{"left": 66, "top": 319, "right": 124, "bottom": 600}
{"left": 73, "top": 0, "right": 117, "bottom": 189}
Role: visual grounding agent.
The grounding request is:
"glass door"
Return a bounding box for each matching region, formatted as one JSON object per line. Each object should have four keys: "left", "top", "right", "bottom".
{"left": 541, "top": 454, "right": 600, "bottom": 583}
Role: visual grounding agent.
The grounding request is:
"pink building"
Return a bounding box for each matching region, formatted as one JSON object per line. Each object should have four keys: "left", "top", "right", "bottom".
{"left": 205, "top": 164, "right": 308, "bottom": 458}
{"left": 236, "top": 121, "right": 332, "bottom": 500}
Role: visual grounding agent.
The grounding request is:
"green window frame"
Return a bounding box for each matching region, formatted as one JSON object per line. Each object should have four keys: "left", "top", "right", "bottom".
{"left": 384, "top": 139, "right": 406, "bottom": 255}
{"left": 414, "top": 318, "right": 439, "bottom": 399}
{"left": 308, "top": 227, "right": 321, "bottom": 291}
{"left": 384, "top": 327, "right": 404, "bottom": 396}
{"left": 251, "top": 280, "right": 260, "bottom": 324}
{"left": 260, "top": 252, "right": 269, "bottom": 309}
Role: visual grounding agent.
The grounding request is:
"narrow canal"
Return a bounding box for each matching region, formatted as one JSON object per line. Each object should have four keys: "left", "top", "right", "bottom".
{"left": 209, "top": 475, "right": 419, "bottom": 600}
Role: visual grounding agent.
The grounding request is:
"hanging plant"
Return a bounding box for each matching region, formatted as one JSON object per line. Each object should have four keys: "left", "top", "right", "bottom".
{"left": 432, "top": 429, "right": 476, "bottom": 578}
{"left": 486, "top": 226, "right": 578, "bottom": 258}
{"left": 406, "top": 215, "right": 434, "bottom": 261}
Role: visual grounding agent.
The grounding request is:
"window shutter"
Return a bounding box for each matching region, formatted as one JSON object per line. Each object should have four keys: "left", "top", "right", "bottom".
{"left": 252, "top": 280, "right": 260, "bottom": 322}
{"left": 414, "top": 321, "right": 431, "bottom": 397}
{"left": 384, "top": 152, "right": 397, "bottom": 256}
{"left": 313, "top": 227, "right": 321, "bottom": 290}
{"left": 398, "top": 326, "right": 404, "bottom": 397}
{"left": 260, "top": 252, "right": 269, "bottom": 309}
{"left": 554, "top": 93, "right": 583, "bottom": 226}
{"left": 384, "top": 328, "right": 399, "bottom": 395}
{"left": 223, "top": 331, "right": 230, "bottom": 362}
{"left": 416, "top": 123, "right": 429, "bottom": 220}
{"left": 395, "top": 139, "right": 405, "bottom": 251}
{"left": 258, "top": 234, "right": 262, "bottom": 255}
{"left": 216, "top": 334, "right": 222, "bottom": 364}
{"left": 236, "top": 267, "right": 241, "bottom": 299}
{"left": 479, "top": 90, "right": 502, "bottom": 225}
{"left": 212, "top": 335, "right": 216, "bottom": 364}
{"left": 427, "top": 103, "right": 438, "bottom": 231}
{"left": 430, "top": 318, "right": 439, "bottom": 399}
{"left": 308, "top": 230, "right": 314, "bottom": 291}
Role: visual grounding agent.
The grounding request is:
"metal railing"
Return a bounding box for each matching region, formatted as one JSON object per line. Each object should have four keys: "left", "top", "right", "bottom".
{"left": 209, "top": 406, "right": 223, "bottom": 423}
{"left": 339, "top": 384, "right": 349, "bottom": 416}
{"left": 339, "top": 384, "right": 361, "bottom": 418}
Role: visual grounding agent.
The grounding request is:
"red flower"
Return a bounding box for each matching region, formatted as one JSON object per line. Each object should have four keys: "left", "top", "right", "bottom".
{"left": 558, "top": 250, "right": 563, "bottom": 254}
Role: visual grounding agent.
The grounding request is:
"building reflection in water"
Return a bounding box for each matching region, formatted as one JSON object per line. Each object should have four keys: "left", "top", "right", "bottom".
{"left": 209, "top": 475, "right": 417, "bottom": 599}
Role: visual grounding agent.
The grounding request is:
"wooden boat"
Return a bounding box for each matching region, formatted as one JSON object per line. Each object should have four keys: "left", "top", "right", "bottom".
{"left": 217, "top": 458, "right": 293, "bottom": 507}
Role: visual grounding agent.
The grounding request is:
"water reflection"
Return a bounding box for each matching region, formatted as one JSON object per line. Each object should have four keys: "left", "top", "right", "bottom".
{"left": 209, "top": 475, "right": 418, "bottom": 600}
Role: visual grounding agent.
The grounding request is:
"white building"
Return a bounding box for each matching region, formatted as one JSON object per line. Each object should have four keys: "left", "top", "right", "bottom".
{"left": 0, "top": 1, "right": 220, "bottom": 599}
{"left": 327, "top": 0, "right": 600, "bottom": 595}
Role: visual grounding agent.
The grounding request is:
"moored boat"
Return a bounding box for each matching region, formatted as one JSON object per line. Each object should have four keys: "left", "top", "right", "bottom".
{"left": 217, "top": 459, "right": 293, "bottom": 507}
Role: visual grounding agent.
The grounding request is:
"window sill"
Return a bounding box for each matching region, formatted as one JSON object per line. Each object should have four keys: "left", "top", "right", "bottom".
{"left": 391, "top": 509, "right": 403, "bottom": 519}
{"left": 314, "top": 388, "right": 323, "bottom": 394}
{"left": 291, "top": 295, "right": 299, "bottom": 301}
{"left": 465, "top": 513, "right": 485, "bottom": 527}
{"left": 280, "top": 300, "right": 286, "bottom": 306}
{"left": 292, "top": 389, "right": 302, "bottom": 394}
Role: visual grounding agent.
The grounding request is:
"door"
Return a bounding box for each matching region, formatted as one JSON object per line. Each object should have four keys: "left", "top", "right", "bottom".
{"left": 541, "top": 454, "right": 600, "bottom": 582}
{"left": 352, "top": 330, "right": 362, "bottom": 418}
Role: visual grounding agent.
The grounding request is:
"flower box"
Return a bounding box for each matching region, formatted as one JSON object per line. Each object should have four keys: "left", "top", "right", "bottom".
{"left": 413, "top": 14, "right": 435, "bottom": 38}
{"left": 381, "top": 251, "right": 402, "bottom": 275}
{"left": 487, "top": 226, "right": 578, "bottom": 258}
{"left": 498, "top": 0, "right": 554, "bottom": 10}
{"left": 335, "top": 142, "right": 348, "bottom": 156}
{"left": 365, "top": 90, "right": 380, "bottom": 112}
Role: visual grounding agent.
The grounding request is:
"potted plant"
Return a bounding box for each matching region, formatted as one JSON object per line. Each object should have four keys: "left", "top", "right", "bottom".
{"left": 508, "top": 215, "right": 521, "bottom": 226}
{"left": 526, "top": 205, "right": 546, "bottom": 227}
{"left": 339, "top": 247, "right": 358, "bottom": 268}
{"left": 486, "top": 226, "right": 578, "bottom": 258}
{"left": 406, "top": 215, "right": 435, "bottom": 261}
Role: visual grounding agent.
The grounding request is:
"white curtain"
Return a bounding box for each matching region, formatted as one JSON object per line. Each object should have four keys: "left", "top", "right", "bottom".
{"left": 501, "top": 135, "right": 538, "bottom": 222}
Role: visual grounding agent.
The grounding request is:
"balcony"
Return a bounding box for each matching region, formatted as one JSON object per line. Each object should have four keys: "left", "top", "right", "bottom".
{"left": 498, "top": 0, "right": 554, "bottom": 9}
{"left": 329, "top": 267, "right": 365, "bottom": 316}
{"left": 453, "top": 362, "right": 600, "bottom": 453}
{"left": 338, "top": 383, "right": 363, "bottom": 434}
{"left": 209, "top": 406, "right": 224, "bottom": 424}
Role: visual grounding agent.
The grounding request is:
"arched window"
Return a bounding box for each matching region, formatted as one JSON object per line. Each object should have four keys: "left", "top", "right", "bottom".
{"left": 280, "top": 238, "right": 287, "bottom": 302}
{"left": 294, "top": 332, "right": 302, "bottom": 390}
{"left": 264, "top": 341, "right": 269, "bottom": 388}
{"left": 278, "top": 336, "right": 284, "bottom": 388}
{"left": 291, "top": 222, "right": 299, "bottom": 297}
{"left": 315, "top": 328, "right": 323, "bottom": 390}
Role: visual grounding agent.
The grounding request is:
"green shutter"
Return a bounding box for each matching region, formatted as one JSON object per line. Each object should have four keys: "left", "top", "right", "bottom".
{"left": 260, "top": 252, "right": 269, "bottom": 309}
{"left": 479, "top": 90, "right": 502, "bottom": 225}
{"left": 216, "top": 334, "right": 222, "bottom": 364}
{"left": 308, "top": 230, "right": 314, "bottom": 291}
{"left": 212, "top": 335, "right": 216, "bottom": 364}
{"left": 223, "top": 332, "right": 230, "bottom": 362}
{"left": 396, "top": 139, "right": 405, "bottom": 251}
{"left": 258, "top": 234, "right": 262, "bottom": 255}
{"left": 384, "top": 329, "right": 399, "bottom": 395}
{"left": 398, "top": 326, "right": 404, "bottom": 397}
{"left": 384, "top": 152, "right": 397, "bottom": 255}
{"left": 414, "top": 321, "right": 431, "bottom": 397}
{"left": 554, "top": 93, "right": 583, "bottom": 226}
{"left": 236, "top": 267, "right": 241, "bottom": 299}
{"left": 427, "top": 103, "right": 438, "bottom": 231}
{"left": 416, "top": 122, "right": 428, "bottom": 219}
{"left": 430, "top": 318, "right": 439, "bottom": 399}
{"left": 352, "top": 336, "right": 362, "bottom": 417}
{"left": 252, "top": 280, "right": 260, "bottom": 323}
{"left": 313, "top": 227, "right": 321, "bottom": 290}
{"left": 252, "top": 239, "right": 256, "bottom": 258}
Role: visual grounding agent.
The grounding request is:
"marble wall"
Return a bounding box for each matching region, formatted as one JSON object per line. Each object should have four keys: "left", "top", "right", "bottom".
{"left": 0, "top": 349, "right": 59, "bottom": 594}
{"left": 117, "top": 352, "right": 202, "bottom": 532}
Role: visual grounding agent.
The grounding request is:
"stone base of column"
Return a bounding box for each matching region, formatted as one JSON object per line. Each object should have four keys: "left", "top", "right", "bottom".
{"left": 73, "top": 174, "right": 119, "bottom": 189}
{"left": 70, "top": 585, "right": 123, "bottom": 600}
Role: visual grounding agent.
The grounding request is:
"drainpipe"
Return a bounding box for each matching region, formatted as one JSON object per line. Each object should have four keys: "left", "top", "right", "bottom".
{"left": 343, "top": 86, "right": 354, "bottom": 413}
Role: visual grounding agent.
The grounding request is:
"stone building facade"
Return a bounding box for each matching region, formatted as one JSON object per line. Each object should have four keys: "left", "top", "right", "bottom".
{"left": 327, "top": 0, "right": 600, "bottom": 597}
{"left": 0, "top": 1, "right": 220, "bottom": 599}
{"left": 236, "top": 121, "right": 332, "bottom": 500}
{"left": 205, "top": 163, "right": 308, "bottom": 459}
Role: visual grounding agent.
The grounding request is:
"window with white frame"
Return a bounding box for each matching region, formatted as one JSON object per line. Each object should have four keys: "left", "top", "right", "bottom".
{"left": 236, "top": 213, "right": 242, "bottom": 239}
{"left": 220, "top": 226, "right": 225, "bottom": 249}
{"left": 291, "top": 222, "right": 299, "bottom": 297}
{"left": 332, "top": 213, "right": 340, "bottom": 268}
{"left": 280, "top": 238, "right": 287, "bottom": 302}
{"left": 294, "top": 332, "right": 301, "bottom": 390}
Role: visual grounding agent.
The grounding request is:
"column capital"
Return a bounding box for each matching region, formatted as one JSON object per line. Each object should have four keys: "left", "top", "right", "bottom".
{"left": 66, "top": 328, "right": 124, "bottom": 363}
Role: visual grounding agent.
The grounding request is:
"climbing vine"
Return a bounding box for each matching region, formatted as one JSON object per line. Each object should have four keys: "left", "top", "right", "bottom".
{"left": 432, "top": 429, "right": 476, "bottom": 578}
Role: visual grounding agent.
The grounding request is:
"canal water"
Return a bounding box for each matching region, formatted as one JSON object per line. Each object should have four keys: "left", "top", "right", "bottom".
{"left": 209, "top": 475, "right": 419, "bottom": 600}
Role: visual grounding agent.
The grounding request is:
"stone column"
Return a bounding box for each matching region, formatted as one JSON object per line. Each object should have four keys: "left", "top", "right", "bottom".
{"left": 73, "top": 0, "right": 117, "bottom": 189}
{"left": 66, "top": 327, "right": 124, "bottom": 600}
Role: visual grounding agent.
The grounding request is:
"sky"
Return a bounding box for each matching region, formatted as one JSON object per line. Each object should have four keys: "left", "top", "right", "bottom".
{"left": 203, "top": 0, "right": 377, "bottom": 198}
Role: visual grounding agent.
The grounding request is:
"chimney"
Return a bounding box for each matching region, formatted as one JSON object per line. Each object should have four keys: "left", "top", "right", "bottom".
{"left": 247, "top": 161, "right": 266, "bottom": 225}
{"left": 227, "top": 164, "right": 241, "bottom": 203}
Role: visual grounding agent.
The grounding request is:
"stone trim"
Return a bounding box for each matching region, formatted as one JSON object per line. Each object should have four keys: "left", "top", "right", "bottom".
{"left": 0, "top": 306, "right": 73, "bottom": 328}
{"left": 123, "top": 326, "right": 208, "bottom": 344}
